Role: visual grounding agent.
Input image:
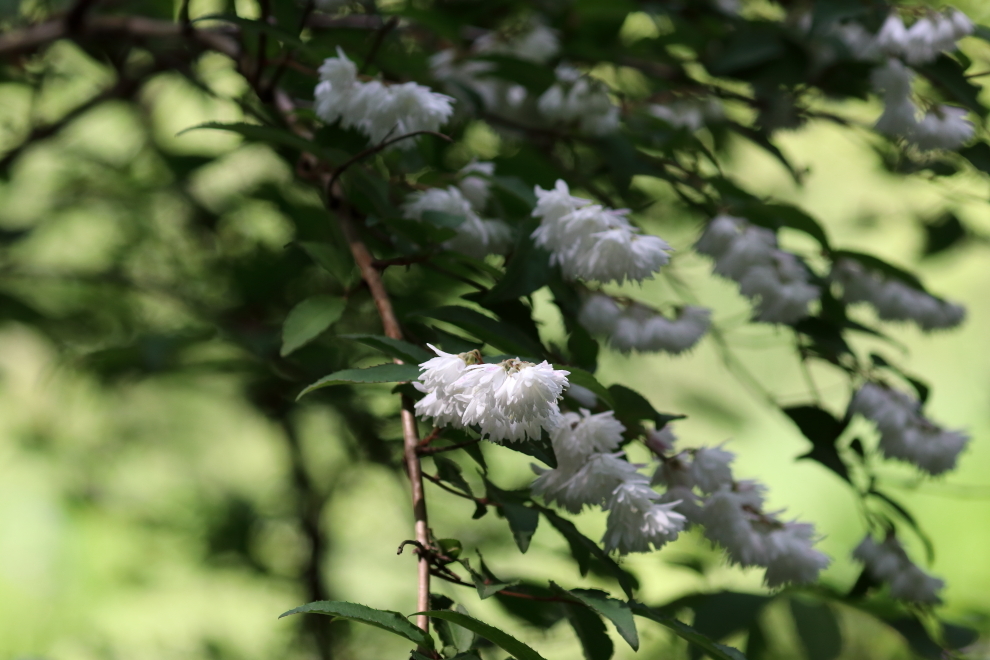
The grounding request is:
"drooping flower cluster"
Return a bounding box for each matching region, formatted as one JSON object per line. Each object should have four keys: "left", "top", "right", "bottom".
{"left": 870, "top": 58, "right": 974, "bottom": 151}
{"left": 850, "top": 382, "right": 969, "bottom": 475}
{"left": 532, "top": 180, "right": 672, "bottom": 284}
{"left": 853, "top": 534, "right": 944, "bottom": 603}
{"left": 315, "top": 48, "right": 455, "bottom": 147}
{"left": 537, "top": 66, "right": 620, "bottom": 136}
{"left": 875, "top": 10, "right": 973, "bottom": 65}
{"left": 831, "top": 258, "right": 965, "bottom": 331}
{"left": 648, "top": 98, "right": 725, "bottom": 132}
{"left": 578, "top": 294, "right": 711, "bottom": 354}
{"left": 474, "top": 24, "right": 560, "bottom": 64}
{"left": 531, "top": 411, "right": 688, "bottom": 554}
{"left": 402, "top": 184, "right": 512, "bottom": 259}
{"left": 652, "top": 436, "right": 831, "bottom": 587}
{"left": 695, "top": 215, "right": 820, "bottom": 324}
{"left": 414, "top": 345, "right": 569, "bottom": 443}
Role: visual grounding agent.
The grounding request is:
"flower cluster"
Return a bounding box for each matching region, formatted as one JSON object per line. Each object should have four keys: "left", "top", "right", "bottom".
{"left": 853, "top": 534, "right": 944, "bottom": 603}
{"left": 831, "top": 258, "right": 965, "bottom": 331}
{"left": 475, "top": 24, "right": 560, "bottom": 64}
{"left": 871, "top": 58, "right": 974, "bottom": 151}
{"left": 876, "top": 10, "right": 973, "bottom": 65}
{"left": 414, "top": 345, "right": 569, "bottom": 443}
{"left": 532, "top": 180, "right": 672, "bottom": 284}
{"left": 648, "top": 98, "right": 724, "bottom": 132}
{"left": 850, "top": 382, "right": 969, "bottom": 475}
{"left": 315, "top": 48, "right": 455, "bottom": 147}
{"left": 531, "top": 411, "right": 688, "bottom": 554}
{"left": 537, "top": 66, "right": 620, "bottom": 136}
{"left": 653, "top": 437, "right": 831, "bottom": 587}
{"left": 695, "top": 215, "right": 820, "bottom": 324}
{"left": 578, "top": 294, "right": 711, "bottom": 354}
{"left": 402, "top": 184, "right": 512, "bottom": 259}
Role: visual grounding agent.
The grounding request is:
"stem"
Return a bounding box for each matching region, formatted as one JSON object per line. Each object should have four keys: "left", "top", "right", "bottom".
{"left": 336, "top": 207, "right": 431, "bottom": 636}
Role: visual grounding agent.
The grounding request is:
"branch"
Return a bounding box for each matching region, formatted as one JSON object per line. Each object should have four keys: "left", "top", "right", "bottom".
{"left": 359, "top": 16, "right": 398, "bottom": 74}
{"left": 336, "top": 204, "right": 432, "bottom": 637}
{"left": 326, "top": 130, "right": 451, "bottom": 201}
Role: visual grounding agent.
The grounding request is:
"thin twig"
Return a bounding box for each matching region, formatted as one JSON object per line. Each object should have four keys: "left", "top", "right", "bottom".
{"left": 359, "top": 16, "right": 398, "bottom": 74}
{"left": 253, "top": 0, "right": 271, "bottom": 88}
{"left": 336, "top": 205, "right": 432, "bottom": 638}
{"left": 418, "top": 438, "right": 481, "bottom": 456}
{"left": 326, "top": 130, "right": 451, "bottom": 201}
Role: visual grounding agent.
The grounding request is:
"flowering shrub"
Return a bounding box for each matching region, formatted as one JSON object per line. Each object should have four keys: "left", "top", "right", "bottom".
{"left": 1, "top": 0, "right": 987, "bottom": 657}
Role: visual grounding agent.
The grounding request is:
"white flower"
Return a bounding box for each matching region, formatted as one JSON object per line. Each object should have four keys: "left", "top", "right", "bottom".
{"left": 402, "top": 186, "right": 511, "bottom": 258}
{"left": 948, "top": 9, "right": 974, "bottom": 40}
{"left": 762, "top": 522, "right": 831, "bottom": 587}
{"left": 876, "top": 14, "right": 909, "bottom": 57}
{"left": 875, "top": 97, "right": 921, "bottom": 137}
{"left": 637, "top": 306, "right": 711, "bottom": 354}
{"left": 532, "top": 181, "right": 671, "bottom": 284}
{"left": 644, "top": 425, "right": 677, "bottom": 456}
{"left": 691, "top": 445, "right": 735, "bottom": 494}
{"left": 831, "top": 258, "right": 966, "bottom": 331}
{"left": 531, "top": 452, "right": 641, "bottom": 513}
{"left": 871, "top": 58, "right": 915, "bottom": 100}
{"left": 850, "top": 382, "right": 969, "bottom": 475}
{"left": 537, "top": 67, "right": 619, "bottom": 136}
{"left": 910, "top": 105, "right": 973, "bottom": 151}
{"left": 648, "top": 98, "right": 724, "bottom": 131}
{"left": 414, "top": 345, "right": 479, "bottom": 427}
{"left": 697, "top": 216, "right": 818, "bottom": 324}
{"left": 476, "top": 24, "right": 560, "bottom": 64}
{"left": 853, "top": 535, "right": 944, "bottom": 603}
{"left": 652, "top": 451, "right": 694, "bottom": 489}
{"left": 566, "top": 384, "right": 599, "bottom": 409}
{"left": 699, "top": 488, "right": 769, "bottom": 567}
{"left": 458, "top": 359, "right": 569, "bottom": 442}
{"left": 550, "top": 409, "right": 625, "bottom": 469}
{"left": 577, "top": 294, "right": 623, "bottom": 336}
{"left": 833, "top": 22, "right": 880, "bottom": 61}
{"left": 314, "top": 49, "right": 454, "bottom": 148}
{"left": 457, "top": 161, "right": 495, "bottom": 211}
{"left": 603, "top": 481, "right": 687, "bottom": 554}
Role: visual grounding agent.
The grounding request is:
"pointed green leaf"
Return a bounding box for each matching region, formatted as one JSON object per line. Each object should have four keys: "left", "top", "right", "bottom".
{"left": 433, "top": 455, "right": 473, "bottom": 497}
{"left": 783, "top": 405, "right": 850, "bottom": 483}
{"left": 790, "top": 598, "right": 841, "bottom": 660}
{"left": 297, "top": 241, "right": 358, "bottom": 287}
{"left": 280, "top": 600, "right": 434, "bottom": 650}
{"left": 178, "top": 122, "right": 345, "bottom": 164}
{"left": 565, "top": 602, "right": 614, "bottom": 660}
{"left": 297, "top": 363, "right": 421, "bottom": 399}
{"left": 416, "top": 306, "right": 546, "bottom": 358}
{"left": 569, "top": 589, "right": 639, "bottom": 650}
{"left": 630, "top": 604, "right": 747, "bottom": 660}
{"left": 416, "top": 610, "right": 547, "bottom": 660}
{"left": 281, "top": 296, "right": 346, "bottom": 357}
{"left": 561, "top": 366, "right": 614, "bottom": 409}
{"left": 342, "top": 334, "right": 433, "bottom": 364}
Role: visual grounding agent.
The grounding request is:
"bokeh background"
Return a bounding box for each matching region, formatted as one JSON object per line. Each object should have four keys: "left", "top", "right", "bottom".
{"left": 2, "top": 1, "right": 990, "bottom": 659}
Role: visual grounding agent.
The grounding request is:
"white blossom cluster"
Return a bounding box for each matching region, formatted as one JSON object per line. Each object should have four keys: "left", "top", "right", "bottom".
{"left": 695, "top": 215, "right": 820, "bottom": 324}
{"left": 853, "top": 534, "right": 944, "bottom": 603}
{"left": 537, "top": 66, "right": 620, "bottom": 136}
{"left": 648, "top": 98, "right": 725, "bottom": 132}
{"left": 652, "top": 435, "right": 831, "bottom": 587}
{"left": 870, "top": 58, "right": 974, "bottom": 151}
{"left": 875, "top": 10, "right": 973, "bottom": 66}
{"left": 578, "top": 293, "right": 711, "bottom": 354}
{"left": 532, "top": 180, "right": 672, "bottom": 284}
{"left": 531, "top": 411, "right": 688, "bottom": 554}
{"left": 430, "top": 24, "right": 558, "bottom": 115}
{"left": 402, "top": 179, "right": 512, "bottom": 259}
{"left": 850, "top": 382, "right": 969, "bottom": 476}
{"left": 414, "top": 345, "right": 570, "bottom": 443}
{"left": 831, "top": 258, "right": 965, "bottom": 331}
{"left": 315, "top": 48, "right": 455, "bottom": 147}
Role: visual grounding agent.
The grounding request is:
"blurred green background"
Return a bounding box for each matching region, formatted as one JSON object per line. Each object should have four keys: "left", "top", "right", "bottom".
{"left": 3, "top": 1, "right": 990, "bottom": 659}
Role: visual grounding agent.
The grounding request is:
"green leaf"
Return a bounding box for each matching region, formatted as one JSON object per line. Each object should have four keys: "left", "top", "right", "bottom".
{"left": 630, "top": 604, "right": 747, "bottom": 660}
{"left": 789, "top": 598, "right": 842, "bottom": 660}
{"left": 566, "top": 602, "right": 614, "bottom": 660}
{"left": 923, "top": 213, "right": 967, "bottom": 257}
{"left": 918, "top": 55, "right": 987, "bottom": 117}
{"left": 280, "top": 600, "right": 434, "bottom": 650}
{"left": 485, "top": 480, "right": 539, "bottom": 553}
{"left": 193, "top": 13, "right": 308, "bottom": 49}
{"left": 416, "top": 610, "right": 547, "bottom": 660}
{"left": 342, "top": 334, "right": 433, "bottom": 364}
{"left": 178, "top": 122, "right": 344, "bottom": 164}
{"left": 433, "top": 455, "right": 473, "bottom": 497}
{"left": 297, "top": 363, "right": 422, "bottom": 399}
{"left": 537, "top": 506, "right": 637, "bottom": 598}
{"left": 668, "top": 590, "right": 771, "bottom": 658}
{"left": 568, "top": 588, "right": 639, "bottom": 650}
{"left": 483, "top": 220, "right": 552, "bottom": 303}
{"left": 459, "top": 557, "right": 518, "bottom": 600}
{"left": 281, "top": 296, "right": 347, "bottom": 357}
{"left": 959, "top": 142, "right": 990, "bottom": 175}
{"left": 867, "top": 489, "right": 935, "bottom": 563}
{"left": 297, "top": 241, "right": 358, "bottom": 287}
{"left": 831, "top": 250, "right": 926, "bottom": 292}
{"left": 562, "top": 367, "right": 614, "bottom": 409}
{"left": 740, "top": 201, "right": 830, "bottom": 250}
{"left": 783, "top": 406, "right": 850, "bottom": 483}
{"left": 609, "top": 384, "right": 684, "bottom": 430}
{"left": 416, "top": 306, "right": 546, "bottom": 358}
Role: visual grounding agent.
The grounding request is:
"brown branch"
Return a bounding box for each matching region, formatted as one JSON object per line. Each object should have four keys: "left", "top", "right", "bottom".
{"left": 0, "top": 15, "right": 240, "bottom": 60}
{"left": 326, "top": 130, "right": 452, "bottom": 202}
{"left": 336, "top": 205, "right": 432, "bottom": 637}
